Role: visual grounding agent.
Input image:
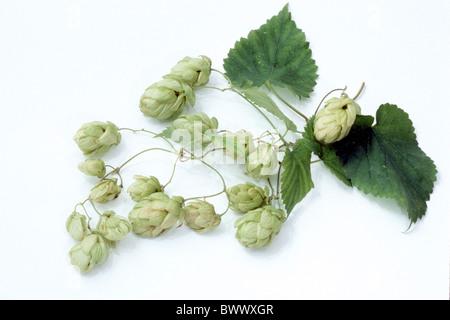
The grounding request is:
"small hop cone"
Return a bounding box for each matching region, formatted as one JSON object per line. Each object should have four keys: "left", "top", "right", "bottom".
{"left": 184, "top": 200, "right": 221, "bottom": 234}
{"left": 222, "top": 130, "right": 256, "bottom": 160}
{"left": 172, "top": 112, "right": 218, "bottom": 149}
{"left": 227, "top": 183, "right": 269, "bottom": 213}
{"left": 139, "top": 77, "right": 195, "bottom": 120}
{"left": 78, "top": 158, "right": 106, "bottom": 178}
{"left": 314, "top": 93, "right": 361, "bottom": 144}
{"left": 89, "top": 178, "right": 122, "bottom": 204}
{"left": 96, "top": 211, "right": 132, "bottom": 242}
{"left": 170, "top": 55, "right": 212, "bottom": 87}
{"left": 73, "top": 121, "right": 121, "bottom": 156}
{"left": 234, "top": 205, "right": 286, "bottom": 248}
{"left": 127, "top": 175, "right": 163, "bottom": 202}
{"left": 66, "top": 212, "right": 88, "bottom": 241}
{"left": 128, "top": 192, "right": 185, "bottom": 237}
{"left": 69, "top": 232, "right": 110, "bottom": 273}
{"left": 245, "top": 143, "right": 279, "bottom": 179}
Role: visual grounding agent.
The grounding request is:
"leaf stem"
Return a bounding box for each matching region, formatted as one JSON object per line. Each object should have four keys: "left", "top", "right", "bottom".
{"left": 353, "top": 82, "right": 365, "bottom": 100}
{"left": 314, "top": 86, "right": 348, "bottom": 115}
{"left": 265, "top": 81, "right": 309, "bottom": 122}
{"left": 211, "top": 69, "right": 287, "bottom": 144}
{"left": 230, "top": 88, "right": 287, "bottom": 144}
{"left": 196, "top": 85, "right": 233, "bottom": 92}
{"left": 211, "top": 68, "right": 233, "bottom": 87}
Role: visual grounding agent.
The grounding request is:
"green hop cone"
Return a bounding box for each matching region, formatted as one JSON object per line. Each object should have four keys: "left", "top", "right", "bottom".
{"left": 170, "top": 55, "right": 212, "bottom": 87}
{"left": 139, "top": 77, "right": 195, "bottom": 120}
{"left": 127, "top": 175, "right": 163, "bottom": 202}
{"left": 128, "top": 192, "right": 185, "bottom": 237}
{"left": 222, "top": 130, "right": 255, "bottom": 160}
{"left": 184, "top": 200, "right": 221, "bottom": 234}
{"left": 172, "top": 112, "right": 218, "bottom": 149}
{"left": 314, "top": 93, "right": 362, "bottom": 144}
{"left": 96, "top": 211, "right": 132, "bottom": 242}
{"left": 78, "top": 158, "right": 106, "bottom": 178}
{"left": 227, "top": 183, "right": 270, "bottom": 213}
{"left": 73, "top": 121, "right": 121, "bottom": 156}
{"left": 246, "top": 143, "right": 279, "bottom": 179}
{"left": 89, "top": 178, "right": 122, "bottom": 204}
{"left": 234, "top": 205, "right": 286, "bottom": 248}
{"left": 69, "top": 231, "right": 110, "bottom": 273}
{"left": 66, "top": 212, "right": 88, "bottom": 241}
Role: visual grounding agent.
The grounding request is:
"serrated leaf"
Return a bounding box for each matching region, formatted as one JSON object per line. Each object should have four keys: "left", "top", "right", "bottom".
{"left": 242, "top": 88, "right": 297, "bottom": 132}
{"left": 281, "top": 139, "right": 314, "bottom": 214}
{"left": 158, "top": 126, "right": 174, "bottom": 139}
{"left": 302, "top": 116, "right": 351, "bottom": 186}
{"left": 224, "top": 4, "right": 318, "bottom": 99}
{"left": 320, "top": 146, "right": 352, "bottom": 187}
{"left": 333, "top": 104, "right": 437, "bottom": 223}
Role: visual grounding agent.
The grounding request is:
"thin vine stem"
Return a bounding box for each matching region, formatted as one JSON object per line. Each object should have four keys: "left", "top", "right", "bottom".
{"left": 101, "top": 147, "right": 178, "bottom": 181}
{"left": 211, "top": 68, "right": 233, "bottom": 87}
{"left": 231, "top": 88, "right": 287, "bottom": 144}
{"left": 88, "top": 199, "right": 102, "bottom": 217}
{"left": 163, "top": 156, "right": 180, "bottom": 189}
{"left": 267, "top": 177, "right": 275, "bottom": 206}
{"left": 314, "top": 86, "right": 348, "bottom": 116}
{"left": 218, "top": 201, "right": 230, "bottom": 217}
{"left": 276, "top": 163, "right": 282, "bottom": 209}
{"left": 74, "top": 199, "right": 91, "bottom": 219}
{"left": 181, "top": 149, "right": 228, "bottom": 203}
{"left": 119, "top": 127, "right": 177, "bottom": 152}
{"left": 210, "top": 69, "right": 287, "bottom": 144}
{"left": 105, "top": 165, "right": 124, "bottom": 187}
{"left": 122, "top": 148, "right": 177, "bottom": 172}
{"left": 353, "top": 82, "right": 365, "bottom": 100}
{"left": 265, "top": 81, "right": 309, "bottom": 122}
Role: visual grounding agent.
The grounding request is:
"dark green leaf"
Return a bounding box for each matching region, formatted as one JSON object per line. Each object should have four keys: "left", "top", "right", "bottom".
{"left": 223, "top": 4, "right": 318, "bottom": 99}
{"left": 333, "top": 104, "right": 437, "bottom": 223}
{"left": 302, "top": 116, "right": 351, "bottom": 186}
{"left": 281, "top": 139, "right": 314, "bottom": 214}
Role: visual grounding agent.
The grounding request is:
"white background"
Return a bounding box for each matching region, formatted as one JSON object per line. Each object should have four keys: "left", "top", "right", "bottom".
{"left": 0, "top": 0, "right": 449, "bottom": 300}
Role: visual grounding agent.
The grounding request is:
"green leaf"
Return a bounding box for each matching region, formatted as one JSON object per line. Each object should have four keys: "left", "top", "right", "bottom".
{"left": 158, "top": 126, "right": 174, "bottom": 139}
{"left": 333, "top": 104, "right": 437, "bottom": 223}
{"left": 320, "top": 146, "right": 352, "bottom": 187}
{"left": 224, "top": 4, "right": 318, "bottom": 99}
{"left": 242, "top": 88, "right": 297, "bottom": 132}
{"left": 302, "top": 116, "right": 351, "bottom": 186}
{"left": 281, "top": 139, "right": 314, "bottom": 214}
